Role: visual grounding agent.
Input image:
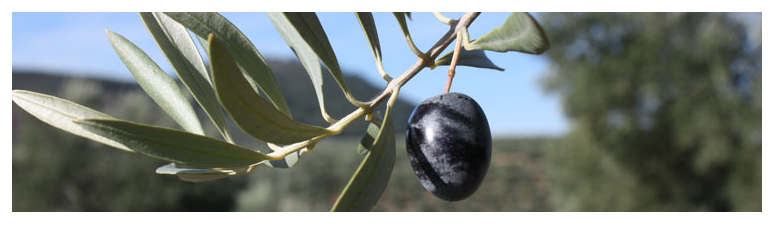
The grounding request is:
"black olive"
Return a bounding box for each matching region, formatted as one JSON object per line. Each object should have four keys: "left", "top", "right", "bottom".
{"left": 406, "top": 92, "right": 491, "bottom": 201}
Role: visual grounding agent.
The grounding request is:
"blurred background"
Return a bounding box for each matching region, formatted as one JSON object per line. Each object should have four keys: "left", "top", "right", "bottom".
{"left": 11, "top": 12, "right": 761, "bottom": 211}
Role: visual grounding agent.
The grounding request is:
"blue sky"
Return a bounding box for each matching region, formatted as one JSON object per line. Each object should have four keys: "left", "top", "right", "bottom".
{"left": 12, "top": 12, "right": 568, "bottom": 137}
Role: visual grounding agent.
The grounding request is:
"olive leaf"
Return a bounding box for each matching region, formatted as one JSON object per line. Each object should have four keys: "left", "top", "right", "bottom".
{"left": 267, "top": 12, "right": 335, "bottom": 123}
{"left": 356, "top": 122, "right": 381, "bottom": 156}
{"left": 11, "top": 90, "right": 131, "bottom": 152}
{"left": 434, "top": 48, "right": 505, "bottom": 71}
{"left": 356, "top": 112, "right": 383, "bottom": 155}
{"left": 156, "top": 163, "right": 252, "bottom": 182}
{"left": 465, "top": 12, "right": 549, "bottom": 54}
{"left": 332, "top": 107, "right": 395, "bottom": 212}
{"left": 106, "top": 30, "right": 204, "bottom": 135}
{"left": 355, "top": 12, "right": 382, "bottom": 62}
{"left": 163, "top": 12, "right": 292, "bottom": 117}
{"left": 393, "top": 12, "right": 422, "bottom": 56}
{"left": 76, "top": 119, "right": 269, "bottom": 168}
{"left": 270, "top": 13, "right": 343, "bottom": 80}
{"left": 269, "top": 12, "right": 365, "bottom": 107}
{"left": 140, "top": 12, "right": 234, "bottom": 143}
{"left": 196, "top": 34, "right": 210, "bottom": 56}
{"left": 209, "top": 34, "right": 332, "bottom": 145}
{"left": 355, "top": 12, "right": 390, "bottom": 80}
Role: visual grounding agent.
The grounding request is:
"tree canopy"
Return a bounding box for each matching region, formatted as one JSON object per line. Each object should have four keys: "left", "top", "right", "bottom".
{"left": 541, "top": 12, "right": 761, "bottom": 211}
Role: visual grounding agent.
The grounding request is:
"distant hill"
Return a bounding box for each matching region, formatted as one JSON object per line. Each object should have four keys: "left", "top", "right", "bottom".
{"left": 12, "top": 58, "right": 416, "bottom": 138}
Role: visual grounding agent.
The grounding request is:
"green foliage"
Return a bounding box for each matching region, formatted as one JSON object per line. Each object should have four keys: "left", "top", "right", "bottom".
{"left": 354, "top": 12, "right": 388, "bottom": 79}
{"left": 268, "top": 12, "right": 334, "bottom": 122}
{"left": 209, "top": 34, "right": 332, "bottom": 145}
{"left": 269, "top": 13, "right": 354, "bottom": 103}
{"left": 106, "top": 30, "right": 204, "bottom": 135}
{"left": 541, "top": 12, "right": 761, "bottom": 211}
{"left": 76, "top": 119, "right": 269, "bottom": 168}
{"left": 466, "top": 12, "right": 549, "bottom": 54}
{"left": 12, "top": 62, "right": 420, "bottom": 210}
{"left": 12, "top": 76, "right": 247, "bottom": 211}
{"left": 156, "top": 163, "right": 250, "bottom": 182}
{"left": 357, "top": 115, "right": 382, "bottom": 155}
{"left": 275, "top": 13, "right": 344, "bottom": 78}
{"left": 435, "top": 48, "right": 504, "bottom": 71}
{"left": 11, "top": 90, "right": 130, "bottom": 152}
{"left": 393, "top": 12, "right": 423, "bottom": 57}
{"left": 140, "top": 12, "right": 233, "bottom": 143}
{"left": 164, "top": 12, "right": 292, "bottom": 116}
{"left": 332, "top": 106, "right": 396, "bottom": 211}
{"left": 12, "top": 12, "right": 550, "bottom": 211}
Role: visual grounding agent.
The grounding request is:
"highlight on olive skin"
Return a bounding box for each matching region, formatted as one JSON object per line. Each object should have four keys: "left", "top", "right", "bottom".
{"left": 405, "top": 92, "right": 492, "bottom": 201}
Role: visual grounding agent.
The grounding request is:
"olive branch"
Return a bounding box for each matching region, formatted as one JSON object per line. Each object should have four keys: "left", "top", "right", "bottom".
{"left": 11, "top": 12, "right": 548, "bottom": 211}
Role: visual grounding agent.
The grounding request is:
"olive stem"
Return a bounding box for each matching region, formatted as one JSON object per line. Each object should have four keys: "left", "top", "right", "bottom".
{"left": 444, "top": 31, "right": 464, "bottom": 93}
{"left": 266, "top": 12, "right": 481, "bottom": 161}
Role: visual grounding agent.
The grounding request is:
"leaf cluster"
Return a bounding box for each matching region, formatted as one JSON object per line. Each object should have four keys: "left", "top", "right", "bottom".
{"left": 12, "top": 12, "right": 549, "bottom": 211}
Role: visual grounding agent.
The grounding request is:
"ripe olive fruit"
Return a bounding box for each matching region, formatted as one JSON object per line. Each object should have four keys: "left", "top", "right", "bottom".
{"left": 405, "top": 92, "right": 491, "bottom": 201}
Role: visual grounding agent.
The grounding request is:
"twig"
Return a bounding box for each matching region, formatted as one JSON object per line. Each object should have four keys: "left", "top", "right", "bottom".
{"left": 266, "top": 12, "right": 482, "bottom": 160}
{"left": 444, "top": 31, "right": 463, "bottom": 93}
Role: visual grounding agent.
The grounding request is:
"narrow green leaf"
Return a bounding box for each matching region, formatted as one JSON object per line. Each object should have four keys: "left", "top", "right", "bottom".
{"left": 270, "top": 12, "right": 359, "bottom": 107}
{"left": 76, "top": 119, "right": 269, "bottom": 168}
{"left": 435, "top": 48, "right": 505, "bottom": 71}
{"left": 273, "top": 13, "right": 342, "bottom": 78}
{"left": 176, "top": 173, "right": 232, "bottom": 182}
{"left": 148, "top": 12, "right": 213, "bottom": 84}
{"left": 393, "top": 12, "right": 408, "bottom": 27}
{"left": 356, "top": 123, "right": 380, "bottom": 156}
{"left": 356, "top": 113, "right": 383, "bottom": 155}
{"left": 196, "top": 34, "right": 210, "bottom": 57}
{"left": 332, "top": 107, "right": 396, "bottom": 212}
{"left": 163, "top": 12, "right": 292, "bottom": 117}
{"left": 267, "top": 12, "right": 331, "bottom": 122}
{"left": 355, "top": 13, "right": 381, "bottom": 59}
{"left": 11, "top": 90, "right": 131, "bottom": 152}
{"left": 209, "top": 35, "right": 331, "bottom": 145}
{"left": 393, "top": 12, "right": 423, "bottom": 57}
{"left": 465, "top": 12, "right": 550, "bottom": 54}
{"left": 394, "top": 12, "right": 411, "bottom": 21}
{"left": 355, "top": 12, "right": 388, "bottom": 78}
{"left": 106, "top": 30, "right": 204, "bottom": 135}
{"left": 156, "top": 163, "right": 252, "bottom": 182}
{"left": 140, "top": 12, "right": 233, "bottom": 143}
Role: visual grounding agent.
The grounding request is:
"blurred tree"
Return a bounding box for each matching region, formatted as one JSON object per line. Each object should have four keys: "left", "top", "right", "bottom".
{"left": 540, "top": 13, "right": 761, "bottom": 211}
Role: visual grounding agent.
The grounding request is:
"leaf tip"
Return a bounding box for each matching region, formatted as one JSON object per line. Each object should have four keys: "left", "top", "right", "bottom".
{"left": 105, "top": 29, "right": 121, "bottom": 41}
{"left": 207, "top": 33, "right": 215, "bottom": 42}
{"left": 11, "top": 89, "right": 24, "bottom": 97}
{"left": 10, "top": 90, "right": 24, "bottom": 104}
